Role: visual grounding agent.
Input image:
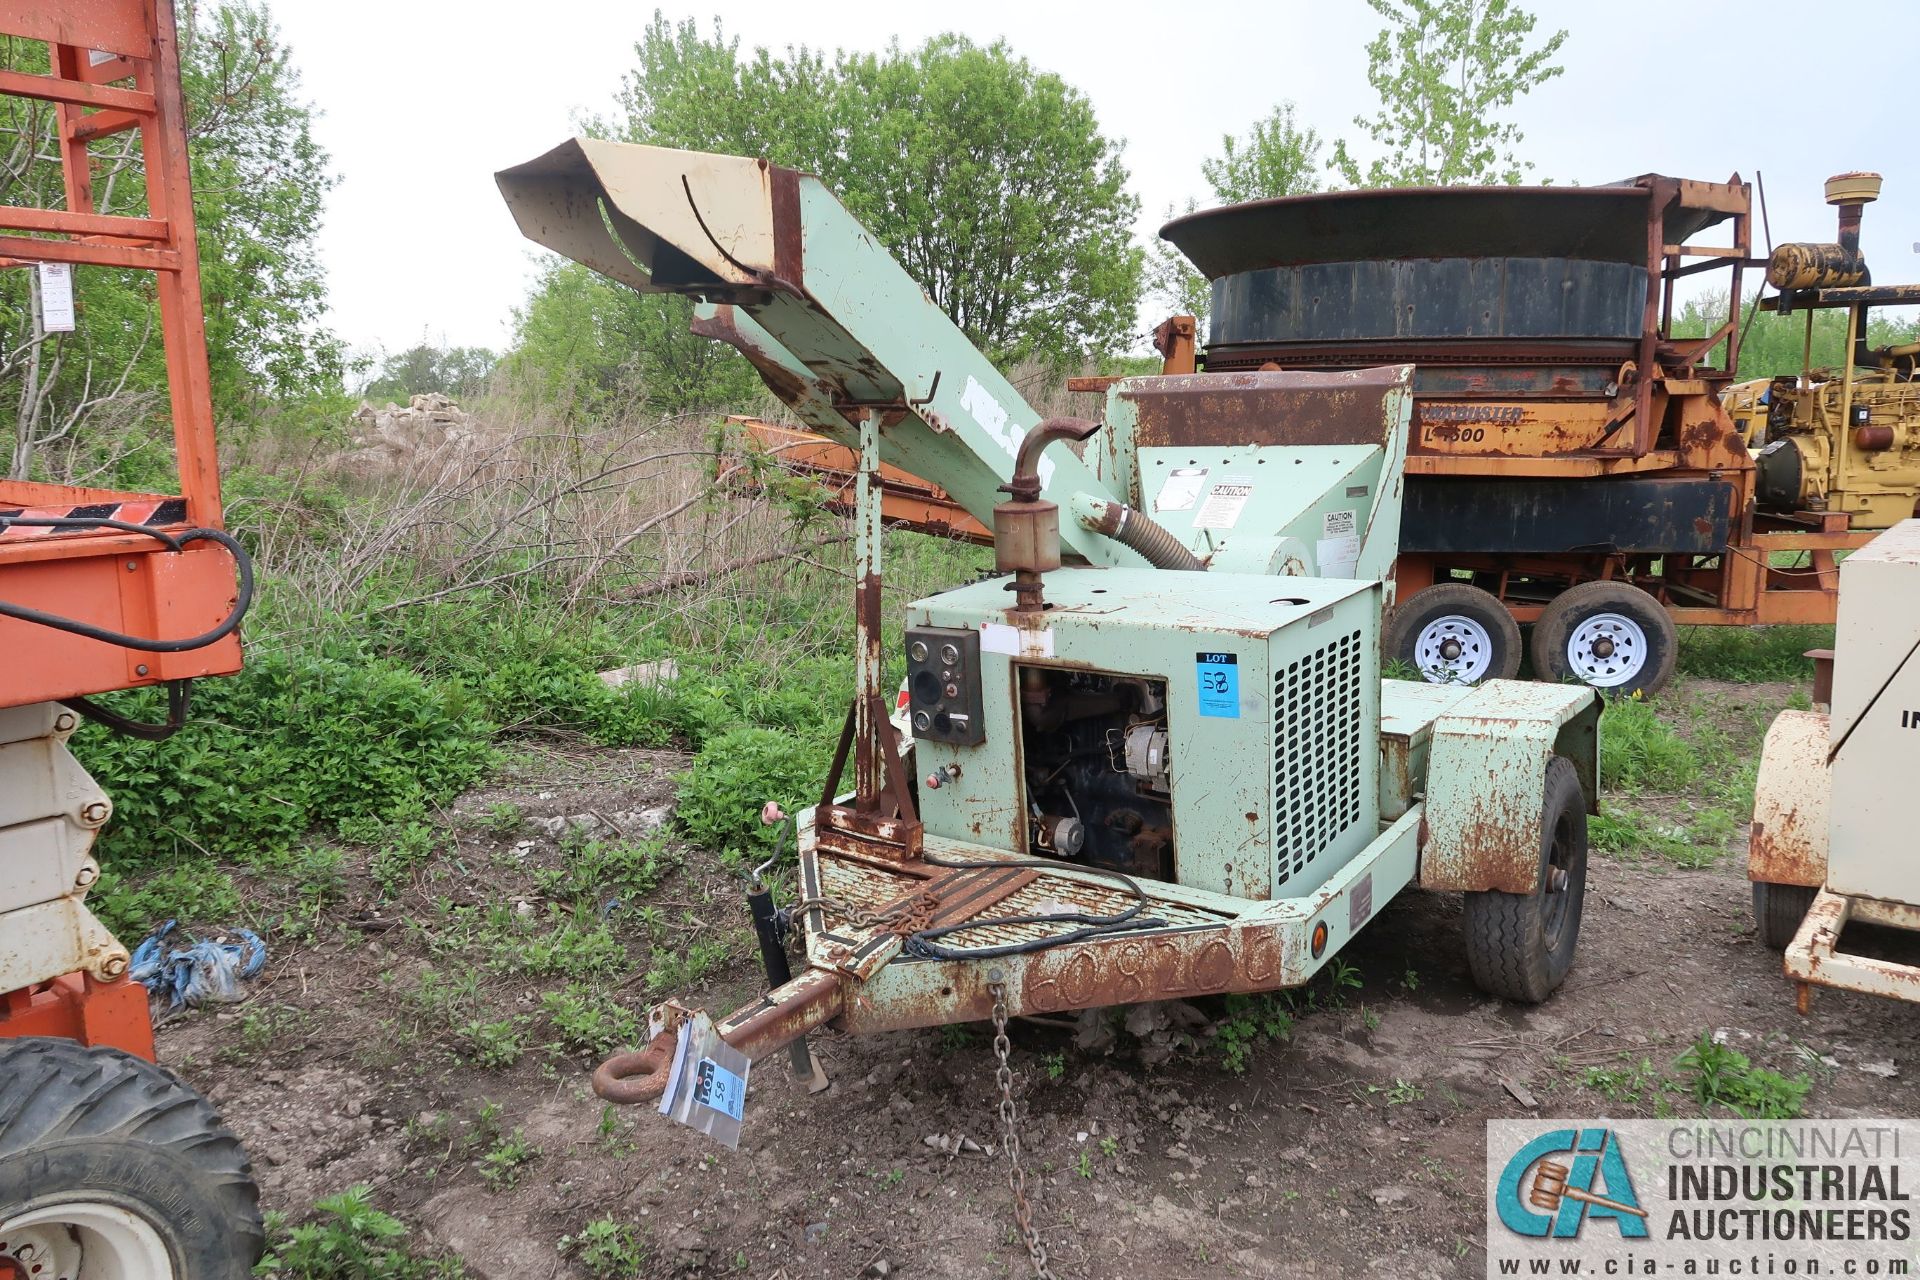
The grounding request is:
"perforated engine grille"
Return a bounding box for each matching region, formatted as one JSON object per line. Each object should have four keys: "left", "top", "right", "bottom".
{"left": 1273, "top": 628, "right": 1363, "bottom": 889}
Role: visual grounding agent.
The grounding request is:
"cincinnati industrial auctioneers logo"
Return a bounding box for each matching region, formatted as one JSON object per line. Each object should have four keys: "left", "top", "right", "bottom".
{"left": 1486, "top": 1119, "right": 1918, "bottom": 1278}
{"left": 1496, "top": 1128, "right": 1650, "bottom": 1239}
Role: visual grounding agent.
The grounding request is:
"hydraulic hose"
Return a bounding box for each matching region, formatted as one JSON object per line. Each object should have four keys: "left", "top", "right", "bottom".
{"left": 0, "top": 517, "right": 253, "bottom": 652}
{"left": 1071, "top": 495, "right": 1205, "bottom": 572}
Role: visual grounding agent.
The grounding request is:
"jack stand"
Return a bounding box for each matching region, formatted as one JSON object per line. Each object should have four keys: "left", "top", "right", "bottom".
{"left": 746, "top": 864, "right": 831, "bottom": 1095}
{"left": 815, "top": 408, "right": 923, "bottom": 862}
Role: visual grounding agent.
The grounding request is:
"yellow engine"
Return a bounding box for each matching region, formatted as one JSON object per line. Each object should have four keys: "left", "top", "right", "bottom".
{"left": 1728, "top": 171, "right": 1920, "bottom": 531}
{"left": 1750, "top": 367, "right": 1920, "bottom": 529}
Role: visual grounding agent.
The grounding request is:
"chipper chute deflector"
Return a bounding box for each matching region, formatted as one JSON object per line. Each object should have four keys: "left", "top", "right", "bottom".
{"left": 496, "top": 139, "right": 1602, "bottom": 1119}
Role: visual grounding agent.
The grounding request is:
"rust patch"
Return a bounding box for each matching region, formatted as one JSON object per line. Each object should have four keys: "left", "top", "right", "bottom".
{"left": 768, "top": 164, "right": 804, "bottom": 291}
{"left": 1019, "top": 925, "right": 1286, "bottom": 1015}
{"left": 1121, "top": 367, "right": 1409, "bottom": 448}
{"left": 712, "top": 966, "right": 847, "bottom": 1061}
{"left": 689, "top": 306, "right": 815, "bottom": 406}
{"left": 1747, "top": 710, "right": 1830, "bottom": 888}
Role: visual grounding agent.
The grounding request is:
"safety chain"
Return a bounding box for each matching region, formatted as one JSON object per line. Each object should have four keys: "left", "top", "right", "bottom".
{"left": 791, "top": 891, "right": 941, "bottom": 937}
{"left": 989, "top": 974, "right": 1057, "bottom": 1280}
{"left": 790, "top": 892, "right": 887, "bottom": 930}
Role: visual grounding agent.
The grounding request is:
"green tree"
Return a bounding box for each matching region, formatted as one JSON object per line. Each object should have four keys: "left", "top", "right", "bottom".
{"left": 0, "top": 1, "right": 341, "bottom": 483}
{"left": 1145, "top": 201, "right": 1216, "bottom": 328}
{"left": 505, "top": 261, "right": 762, "bottom": 416}
{"left": 1331, "top": 0, "right": 1567, "bottom": 188}
{"left": 363, "top": 343, "right": 497, "bottom": 403}
{"left": 1674, "top": 293, "right": 1920, "bottom": 380}
{"left": 509, "top": 15, "right": 1143, "bottom": 412}
{"left": 1202, "top": 102, "right": 1323, "bottom": 205}
{"left": 1148, "top": 103, "right": 1324, "bottom": 327}
{"left": 833, "top": 36, "right": 1141, "bottom": 364}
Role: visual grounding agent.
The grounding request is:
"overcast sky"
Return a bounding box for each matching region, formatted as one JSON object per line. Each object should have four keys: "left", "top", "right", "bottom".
{"left": 270, "top": 0, "right": 1919, "bottom": 365}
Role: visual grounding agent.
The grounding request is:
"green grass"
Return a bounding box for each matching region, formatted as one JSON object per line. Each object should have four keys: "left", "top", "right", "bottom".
{"left": 1591, "top": 682, "right": 1806, "bottom": 868}
{"left": 1676, "top": 624, "right": 1831, "bottom": 682}
{"left": 1599, "top": 697, "right": 1701, "bottom": 792}
{"left": 1581, "top": 1057, "right": 1661, "bottom": 1106}
{"left": 1214, "top": 993, "right": 1294, "bottom": 1075}
{"left": 455, "top": 1017, "right": 526, "bottom": 1069}
{"left": 540, "top": 983, "right": 639, "bottom": 1058}
{"left": 77, "top": 523, "right": 987, "bottom": 940}
{"left": 476, "top": 1128, "right": 538, "bottom": 1191}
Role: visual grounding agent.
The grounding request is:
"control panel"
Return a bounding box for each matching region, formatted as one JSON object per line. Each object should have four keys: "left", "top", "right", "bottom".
{"left": 905, "top": 626, "right": 984, "bottom": 746}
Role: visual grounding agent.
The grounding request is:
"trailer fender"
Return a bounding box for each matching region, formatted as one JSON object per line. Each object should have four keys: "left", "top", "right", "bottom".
{"left": 1747, "top": 709, "right": 1831, "bottom": 889}
{"left": 1418, "top": 681, "right": 1600, "bottom": 894}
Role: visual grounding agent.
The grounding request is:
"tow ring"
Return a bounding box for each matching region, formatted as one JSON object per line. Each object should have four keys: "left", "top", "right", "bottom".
{"left": 592, "top": 1029, "right": 679, "bottom": 1104}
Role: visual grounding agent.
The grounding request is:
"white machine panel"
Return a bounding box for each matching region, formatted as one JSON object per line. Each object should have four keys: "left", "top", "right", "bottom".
{"left": 1828, "top": 519, "right": 1920, "bottom": 905}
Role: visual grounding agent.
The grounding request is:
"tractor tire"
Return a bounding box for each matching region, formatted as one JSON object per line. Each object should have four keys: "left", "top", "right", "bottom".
{"left": 1464, "top": 755, "right": 1588, "bottom": 1003}
{"left": 0, "top": 1037, "right": 263, "bottom": 1280}
{"left": 1530, "top": 581, "right": 1677, "bottom": 697}
{"left": 1384, "top": 583, "right": 1522, "bottom": 686}
{"left": 1752, "top": 881, "right": 1818, "bottom": 951}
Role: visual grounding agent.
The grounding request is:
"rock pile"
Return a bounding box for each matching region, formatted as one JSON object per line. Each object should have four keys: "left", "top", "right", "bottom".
{"left": 334, "top": 393, "right": 486, "bottom": 477}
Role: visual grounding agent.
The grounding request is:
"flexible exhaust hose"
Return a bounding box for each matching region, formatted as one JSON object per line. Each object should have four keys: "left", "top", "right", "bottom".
{"left": 1073, "top": 495, "right": 1205, "bottom": 571}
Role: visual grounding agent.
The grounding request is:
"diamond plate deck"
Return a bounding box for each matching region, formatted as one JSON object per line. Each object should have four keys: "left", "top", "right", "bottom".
{"left": 811, "top": 852, "right": 1236, "bottom": 953}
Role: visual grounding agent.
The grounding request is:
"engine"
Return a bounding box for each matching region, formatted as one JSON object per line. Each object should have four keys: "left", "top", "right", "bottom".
{"left": 1750, "top": 368, "right": 1920, "bottom": 530}
{"left": 905, "top": 566, "right": 1382, "bottom": 901}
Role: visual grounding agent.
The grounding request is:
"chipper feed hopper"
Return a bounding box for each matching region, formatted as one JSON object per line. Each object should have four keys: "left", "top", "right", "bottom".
{"left": 496, "top": 141, "right": 1603, "bottom": 1125}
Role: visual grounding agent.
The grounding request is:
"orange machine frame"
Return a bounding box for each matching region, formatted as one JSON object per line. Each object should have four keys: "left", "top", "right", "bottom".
{"left": 0, "top": 0, "right": 243, "bottom": 1058}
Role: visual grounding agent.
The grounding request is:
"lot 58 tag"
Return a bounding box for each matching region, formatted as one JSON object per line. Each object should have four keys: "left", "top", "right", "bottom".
{"left": 1196, "top": 652, "right": 1239, "bottom": 718}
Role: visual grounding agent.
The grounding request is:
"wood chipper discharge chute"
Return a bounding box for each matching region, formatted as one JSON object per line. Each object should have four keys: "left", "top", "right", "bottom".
{"left": 496, "top": 139, "right": 1603, "bottom": 1133}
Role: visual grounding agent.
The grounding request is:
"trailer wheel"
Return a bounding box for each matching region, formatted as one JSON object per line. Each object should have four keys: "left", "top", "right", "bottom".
{"left": 1384, "top": 584, "right": 1521, "bottom": 685}
{"left": 1530, "top": 581, "right": 1677, "bottom": 697}
{"left": 1752, "top": 881, "right": 1818, "bottom": 951}
{"left": 1463, "top": 755, "right": 1588, "bottom": 1003}
{"left": 0, "top": 1038, "right": 263, "bottom": 1280}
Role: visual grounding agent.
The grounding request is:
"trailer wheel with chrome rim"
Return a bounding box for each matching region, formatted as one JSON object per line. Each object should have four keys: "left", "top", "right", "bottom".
{"left": 1463, "top": 755, "right": 1588, "bottom": 1003}
{"left": 1383, "top": 583, "right": 1521, "bottom": 685}
{"left": 1529, "top": 580, "right": 1677, "bottom": 697}
{"left": 0, "top": 1038, "right": 263, "bottom": 1280}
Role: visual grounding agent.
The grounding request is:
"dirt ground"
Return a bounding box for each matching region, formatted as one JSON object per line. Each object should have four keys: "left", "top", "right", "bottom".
{"left": 157, "top": 680, "right": 1920, "bottom": 1280}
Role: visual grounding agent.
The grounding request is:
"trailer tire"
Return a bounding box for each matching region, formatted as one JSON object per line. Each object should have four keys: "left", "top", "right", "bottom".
{"left": 1752, "top": 881, "right": 1818, "bottom": 951}
{"left": 1530, "top": 581, "right": 1676, "bottom": 697}
{"left": 0, "top": 1037, "right": 263, "bottom": 1280}
{"left": 1384, "top": 584, "right": 1521, "bottom": 685}
{"left": 1463, "top": 755, "right": 1588, "bottom": 1003}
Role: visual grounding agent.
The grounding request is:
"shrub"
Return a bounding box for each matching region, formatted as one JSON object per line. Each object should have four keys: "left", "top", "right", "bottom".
{"left": 257, "top": 1186, "right": 466, "bottom": 1278}
{"left": 76, "top": 650, "right": 495, "bottom": 869}
{"left": 1673, "top": 1033, "right": 1810, "bottom": 1119}
{"left": 674, "top": 726, "right": 830, "bottom": 859}
{"left": 90, "top": 858, "right": 240, "bottom": 939}
{"left": 541, "top": 983, "right": 639, "bottom": 1057}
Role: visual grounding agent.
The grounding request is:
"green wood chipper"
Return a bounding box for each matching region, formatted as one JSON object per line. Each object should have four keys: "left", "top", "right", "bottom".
{"left": 494, "top": 140, "right": 1602, "bottom": 1158}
